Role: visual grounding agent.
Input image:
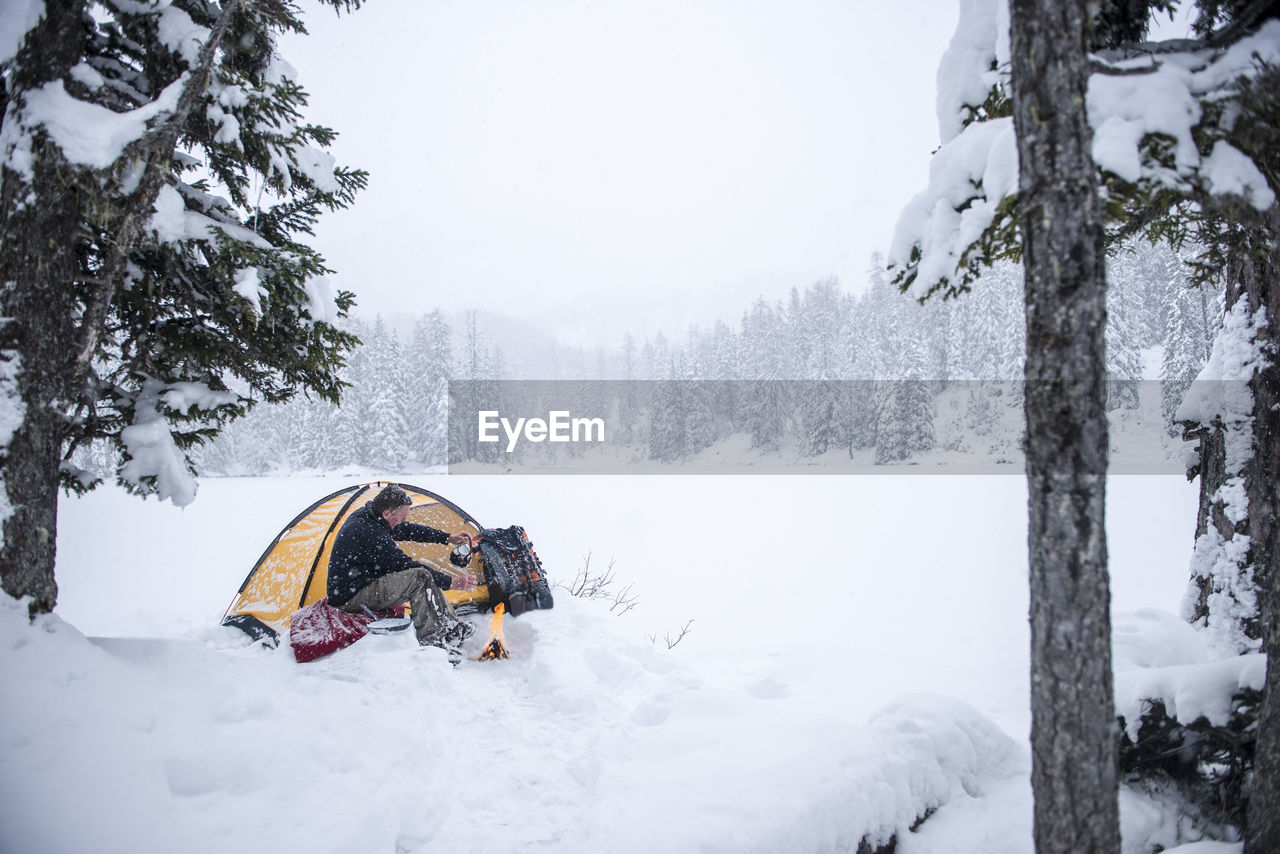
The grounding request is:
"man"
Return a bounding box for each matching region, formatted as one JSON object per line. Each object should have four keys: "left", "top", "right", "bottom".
{"left": 327, "top": 484, "right": 478, "bottom": 654}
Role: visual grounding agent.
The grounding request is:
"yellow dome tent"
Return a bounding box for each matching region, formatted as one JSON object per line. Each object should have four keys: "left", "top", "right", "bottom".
{"left": 221, "top": 482, "right": 494, "bottom": 645}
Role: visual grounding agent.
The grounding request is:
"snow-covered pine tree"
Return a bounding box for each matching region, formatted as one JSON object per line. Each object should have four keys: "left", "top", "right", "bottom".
{"left": 738, "top": 299, "right": 787, "bottom": 452}
{"left": 874, "top": 338, "right": 935, "bottom": 466}
{"left": 448, "top": 311, "right": 493, "bottom": 464}
{"left": 1160, "top": 271, "right": 1217, "bottom": 434}
{"left": 360, "top": 318, "right": 413, "bottom": 471}
{"left": 0, "top": 0, "right": 365, "bottom": 612}
{"left": 615, "top": 332, "right": 641, "bottom": 446}
{"left": 1106, "top": 250, "right": 1149, "bottom": 410}
{"left": 796, "top": 278, "right": 846, "bottom": 457}
{"left": 840, "top": 272, "right": 878, "bottom": 454}
{"left": 680, "top": 370, "right": 717, "bottom": 460}
{"left": 647, "top": 358, "right": 686, "bottom": 462}
{"left": 408, "top": 310, "right": 452, "bottom": 467}
{"left": 799, "top": 379, "right": 842, "bottom": 457}
{"left": 290, "top": 392, "right": 341, "bottom": 472}
{"left": 706, "top": 319, "right": 741, "bottom": 436}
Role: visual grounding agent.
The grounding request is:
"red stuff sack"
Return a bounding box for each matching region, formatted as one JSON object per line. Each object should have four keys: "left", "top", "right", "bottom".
{"left": 287, "top": 599, "right": 374, "bottom": 663}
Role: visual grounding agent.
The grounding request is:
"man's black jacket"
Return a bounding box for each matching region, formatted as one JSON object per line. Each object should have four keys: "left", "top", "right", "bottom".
{"left": 326, "top": 505, "right": 455, "bottom": 606}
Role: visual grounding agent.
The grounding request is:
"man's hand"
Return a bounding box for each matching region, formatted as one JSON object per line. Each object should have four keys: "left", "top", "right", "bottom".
{"left": 446, "top": 532, "right": 477, "bottom": 547}
{"left": 452, "top": 572, "right": 478, "bottom": 592}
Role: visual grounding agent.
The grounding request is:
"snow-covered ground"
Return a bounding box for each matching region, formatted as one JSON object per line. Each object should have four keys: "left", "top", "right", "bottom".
{"left": 1, "top": 473, "right": 1229, "bottom": 852}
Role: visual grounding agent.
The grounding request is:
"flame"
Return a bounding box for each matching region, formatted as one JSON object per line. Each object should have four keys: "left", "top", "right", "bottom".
{"left": 478, "top": 603, "right": 509, "bottom": 660}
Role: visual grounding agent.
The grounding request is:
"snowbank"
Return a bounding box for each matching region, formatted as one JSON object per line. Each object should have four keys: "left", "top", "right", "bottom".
{"left": 28, "top": 473, "right": 1202, "bottom": 852}
{"left": 1, "top": 592, "right": 1023, "bottom": 854}
{"left": 1113, "top": 607, "right": 1265, "bottom": 741}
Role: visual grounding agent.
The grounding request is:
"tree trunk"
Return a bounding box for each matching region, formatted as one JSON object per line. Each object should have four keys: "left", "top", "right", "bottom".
{"left": 1009, "top": 1, "right": 1121, "bottom": 852}
{"left": 1243, "top": 210, "right": 1280, "bottom": 854}
{"left": 0, "top": 3, "right": 87, "bottom": 616}
{"left": 0, "top": 143, "right": 82, "bottom": 615}
{"left": 1183, "top": 217, "right": 1275, "bottom": 653}
{"left": 1, "top": 2, "right": 235, "bottom": 615}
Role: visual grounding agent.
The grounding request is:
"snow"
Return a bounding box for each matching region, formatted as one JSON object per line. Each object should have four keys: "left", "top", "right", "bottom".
{"left": 1114, "top": 609, "right": 1266, "bottom": 740}
{"left": 149, "top": 183, "right": 273, "bottom": 250}
{"left": 1183, "top": 525, "right": 1258, "bottom": 655}
{"left": 233, "top": 267, "right": 264, "bottom": 315}
{"left": 159, "top": 382, "right": 239, "bottom": 416}
{"left": 204, "top": 102, "right": 241, "bottom": 146}
{"left": 1088, "top": 22, "right": 1280, "bottom": 204}
{"left": 19, "top": 74, "right": 188, "bottom": 170}
{"left": 1176, "top": 300, "right": 1269, "bottom": 451}
{"left": 1087, "top": 22, "right": 1280, "bottom": 211}
{"left": 117, "top": 379, "right": 237, "bottom": 507}
{"left": 1201, "top": 141, "right": 1277, "bottom": 211}
{"left": 302, "top": 275, "right": 340, "bottom": 324}
{"left": 68, "top": 61, "right": 105, "bottom": 91}
{"left": 1088, "top": 61, "right": 1202, "bottom": 186}
{"left": 1116, "top": 651, "right": 1266, "bottom": 740}
{"left": 156, "top": 4, "right": 210, "bottom": 66}
{"left": 118, "top": 420, "right": 197, "bottom": 506}
{"left": 0, "top": 473, "right": 1219, "bottom": 852}
{"left": 1112, "top": 608, "right": 1211, "bottom": 670}
{"left": 1163, "top": 843, "right": 1243, "bottom": 854}
{"left": 149, "top": 184, "right": 189, "bottom": 243}
{"left": 934, "top": 0, "right": 1005, "bottom": 144}
{"left": 0, "top": 346, "right": 22, "bottom": 527}
{"left": 1174, "top": 300, "right": 1270, "bottom": 655}
{"left": 204, "top": 79, "right": 249, "bottom": 147}
{"left": 888, "top": 117, "right": 1018, "bottom": 297}
{"left": 0, "top": 0, "right": 43, "bottom": 67}
{"left": 293, "top": 145, "right": 341, "bottom": 194}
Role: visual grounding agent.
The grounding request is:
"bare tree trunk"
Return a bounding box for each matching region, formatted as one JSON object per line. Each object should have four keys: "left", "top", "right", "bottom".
{"left": 1244, "top": 209, "right": 1280, "bottom": 854}
{"left": 1009, "top": 1, "right": 1121, "bottom": 852}
{"left": 0, "top": 2, "right": 87, "bottom": 615}
{"left": 0, "top": 144, "right": 82, "bottom": 614}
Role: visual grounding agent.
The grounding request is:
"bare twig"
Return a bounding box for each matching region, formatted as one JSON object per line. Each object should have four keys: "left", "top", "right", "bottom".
{"left": 610, "top": 582, "right": 639, "bottom": 616}
{"left": 659, "top": 619, "right": 694, "bottom": 649}
{"left": 555, "top": 552, "right": 640, "bottom": 616}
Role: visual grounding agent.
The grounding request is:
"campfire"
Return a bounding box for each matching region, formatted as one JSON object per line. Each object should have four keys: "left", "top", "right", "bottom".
{"left": 477, "top": 603, "right": 509, "bottom": 660}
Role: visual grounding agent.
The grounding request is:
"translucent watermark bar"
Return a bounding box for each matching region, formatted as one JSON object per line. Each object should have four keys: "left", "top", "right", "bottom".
{"left": 443, "top": 380, "right": 1239, "bottom": 475}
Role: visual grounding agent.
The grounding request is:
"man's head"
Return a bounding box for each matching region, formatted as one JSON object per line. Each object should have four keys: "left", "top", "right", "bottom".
{"left": 369, "top": 485, "right": 413, "bottom": 526}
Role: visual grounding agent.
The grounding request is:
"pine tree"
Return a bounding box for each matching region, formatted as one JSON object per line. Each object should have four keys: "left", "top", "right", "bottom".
{"left": 0, "top": 1, "right": 365, "bottom": 612}
{"left": 1107, "top": 250, "right": 1149, "bottom": 410}
{"left": 738, "top": 300, "right": 787, "bottom": 452}
{"left": 648, "top": 359, "right": 686, "bottom": 462}
{"left": 1160, "top": 275, "right": 1216, "bottom": 433}
{"left": 361, "top": 318, "right": 412, "bottom": 471}
{"left": 680, "top": 364, "right": 717, "bottom": 458}
{"left": 874, "top": 339, "right": 935, "bottom": 465}
{"left": 796, "top": 278, "right": 846, "bottom": 456}
{"left": 408, "top": 310, "right": 452, "bottom": 467}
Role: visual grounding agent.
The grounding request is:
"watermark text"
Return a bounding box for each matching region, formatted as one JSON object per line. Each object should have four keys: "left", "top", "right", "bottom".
{"left": 478, "top": 410, "right": 605, "bottom": 452}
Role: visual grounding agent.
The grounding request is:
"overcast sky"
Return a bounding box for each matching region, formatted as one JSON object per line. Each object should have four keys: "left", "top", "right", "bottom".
{"left": 280, "top": 1, "right": 961, "bottom": 347}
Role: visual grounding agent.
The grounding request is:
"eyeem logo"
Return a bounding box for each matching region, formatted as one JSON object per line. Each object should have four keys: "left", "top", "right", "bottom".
{"left": 478, "top": 411, "right": 605, "bottom": 452}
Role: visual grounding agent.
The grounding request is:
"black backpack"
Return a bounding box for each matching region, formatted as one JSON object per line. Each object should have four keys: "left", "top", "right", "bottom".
{"left": 478, "top": 526, "right": 555, "bottom": 616}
